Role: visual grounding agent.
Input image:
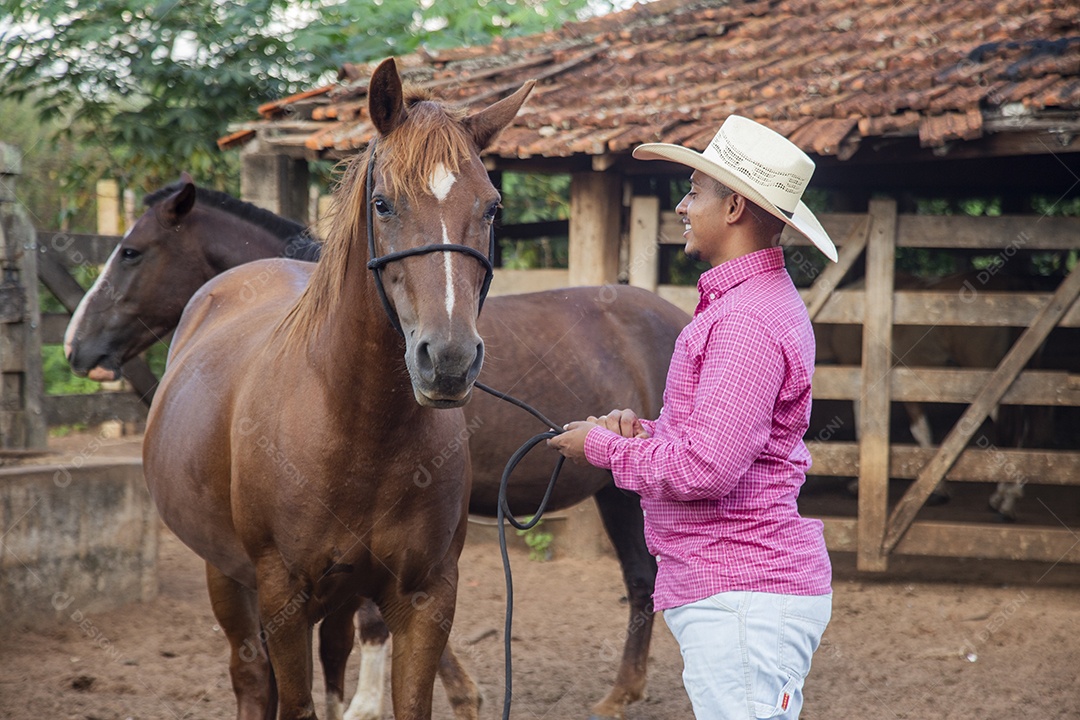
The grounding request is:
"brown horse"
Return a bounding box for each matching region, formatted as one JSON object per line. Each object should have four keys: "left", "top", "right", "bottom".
{"left": 143, "top": 58, "right": 533, "bottom": 720}
{"left": 67, "top": 185, "right": 686, "bottom": 718}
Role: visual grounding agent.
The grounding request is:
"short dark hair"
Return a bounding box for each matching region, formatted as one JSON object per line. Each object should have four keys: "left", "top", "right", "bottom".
{"left": 700, "top": 174, "right": 734, "bottom": 199}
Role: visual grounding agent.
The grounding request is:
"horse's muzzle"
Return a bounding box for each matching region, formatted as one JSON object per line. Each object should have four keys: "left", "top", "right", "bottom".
{"left": 409, "top": 336, "right": 484, "bottom": 407}
{"left": 67, "top": 341, "right": 122, "bottom": 382}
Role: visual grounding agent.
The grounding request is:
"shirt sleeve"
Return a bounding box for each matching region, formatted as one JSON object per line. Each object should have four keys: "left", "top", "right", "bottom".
{"left": 584, "top": 311, "right": 784, "bottom": 502}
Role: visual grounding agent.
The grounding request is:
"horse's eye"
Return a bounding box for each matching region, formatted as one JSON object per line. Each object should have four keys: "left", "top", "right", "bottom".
{"left": 483, "top": 202, "right": 501, "bottom": 222}
{"left": 373, "top": 198, "right": 393, "bottom": 216}
{"left": 120, "top": 248, "right": 141, "bottom": 263}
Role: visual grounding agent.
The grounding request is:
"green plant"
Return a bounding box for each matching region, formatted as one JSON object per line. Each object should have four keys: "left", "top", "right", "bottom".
{"left": 515, "top": 517, "right": 554, "bottom": 562}
{"left": 49, "top": 422, "right": 88, "bottom": 438}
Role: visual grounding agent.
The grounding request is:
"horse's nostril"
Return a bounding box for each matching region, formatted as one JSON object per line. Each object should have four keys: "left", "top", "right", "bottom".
{"left": 416, "top": 340, "right": 436, "bottom": 380}
{"left": 468, "top": 341, "right": 484, "bottom": 381}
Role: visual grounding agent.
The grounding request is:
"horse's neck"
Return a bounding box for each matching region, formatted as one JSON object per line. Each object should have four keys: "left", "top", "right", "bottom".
{"left": 196, "top": 207, "right": 294, "bottom": 272}
{"left": 303, "top": 245, "right": 417, "bottom": 424}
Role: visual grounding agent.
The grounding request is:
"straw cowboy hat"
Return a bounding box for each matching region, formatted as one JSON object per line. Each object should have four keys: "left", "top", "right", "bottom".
{"left": 633, "top": 115, "right": 838, "bottom": 262}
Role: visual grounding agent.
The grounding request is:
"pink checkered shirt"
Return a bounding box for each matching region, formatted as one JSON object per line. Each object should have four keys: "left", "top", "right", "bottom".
{"left": 585, "top": 247, "right": 832, "bottom": 610}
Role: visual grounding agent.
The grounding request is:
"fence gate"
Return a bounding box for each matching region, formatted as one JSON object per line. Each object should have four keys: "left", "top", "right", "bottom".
{"left": 633, "top": 193, "right": 1080, "bottom": 571}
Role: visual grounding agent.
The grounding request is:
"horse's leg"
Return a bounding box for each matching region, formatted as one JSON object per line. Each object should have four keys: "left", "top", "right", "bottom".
{"left": 320, "top": 601, "right": 359, "bottom": 720}
{"left": 437, "top": 642, "right": 482, "bottom": 720}
{"left": 344, "top": 599, "right": 390, "bottom": 720}
{"left": 256, "top": 558, "right": 317, "bottom": 720}
{"left": 380, "top": 575, "right": 457, "bottom": 720}
{"left": 989, "top": 481, "right": 1023, "bottom": 522}
{"left": 588, "top": 481, "right": 657, "bottom": 720}
{"left": 988, "top": 404, "right": 1048, "bottom": 522}
{"left": 904, "top": 401, "right": 950, "bottom": 504}
{"left": 205, "top": 562, "right": 278, "bottom": 720}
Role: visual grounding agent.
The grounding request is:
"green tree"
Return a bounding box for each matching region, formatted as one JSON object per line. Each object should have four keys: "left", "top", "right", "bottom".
{"left": 1, "top": 0, "right": 601, "bottom": 200}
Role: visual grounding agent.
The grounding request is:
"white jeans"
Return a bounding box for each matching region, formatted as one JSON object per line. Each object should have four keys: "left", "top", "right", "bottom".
{"left": 663, "top": 591, "right": 832, "bottom": 720}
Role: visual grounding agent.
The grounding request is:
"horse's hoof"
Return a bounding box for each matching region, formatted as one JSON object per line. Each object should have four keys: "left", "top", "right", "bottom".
{"left": 926, "top": 491, "right": 950, "bottom": 507}
{"left": 993, "top": 511, "right": 1017, "bottom": 524}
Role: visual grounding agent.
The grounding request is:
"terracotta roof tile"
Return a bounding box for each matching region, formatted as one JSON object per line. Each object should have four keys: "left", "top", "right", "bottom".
{"left": 223, "top": 0, "right": 1080, "bottom": 161}
{"left": 919, "top": 108, "right": 984, "bottom": 147}
{"left": 1033, "top": 79, "right": 1080, "bottom": 109}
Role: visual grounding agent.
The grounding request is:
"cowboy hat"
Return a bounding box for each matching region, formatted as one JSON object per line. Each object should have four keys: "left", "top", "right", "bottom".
{"left": 632, "top": 115, "right": 838, "bottom": 262}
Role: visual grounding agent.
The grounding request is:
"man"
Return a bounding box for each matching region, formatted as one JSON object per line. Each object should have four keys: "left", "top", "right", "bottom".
{"left": 548, "top": 115, "right": 837, "bottom": 719}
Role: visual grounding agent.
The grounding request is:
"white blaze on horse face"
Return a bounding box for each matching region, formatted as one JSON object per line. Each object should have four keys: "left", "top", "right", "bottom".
{"left": 441, "top": 222, "right": 455, "bottom": 319}
{"left": 428, "top": 163, "right": 457, "bottom": 201}
{"left": 64, "top": 242, "right": 123, "bottom": 359}
{"left": 428, "top": 163, "right": 459, "bottom": 320}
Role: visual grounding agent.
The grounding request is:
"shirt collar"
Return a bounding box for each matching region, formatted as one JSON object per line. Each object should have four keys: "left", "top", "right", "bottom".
{"left": 695, "top": 246, "right": 785, "bottom": 315}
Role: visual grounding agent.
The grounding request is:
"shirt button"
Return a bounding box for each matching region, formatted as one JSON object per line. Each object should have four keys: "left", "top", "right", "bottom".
{"left": 642, "top": 510, "right": 647, "bottom": 517}
{"left": 656, "top": 555, "right": 661, "bottom": 563}
{"left": 709, "top": 292, "right": 716, "bottom": 300}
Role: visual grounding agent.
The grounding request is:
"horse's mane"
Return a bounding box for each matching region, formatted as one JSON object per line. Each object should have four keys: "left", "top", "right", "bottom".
{"left": 283, "top": 232, "right": 323, "bottom": 262}
{"left": 144, "top": 182, "right": 307, "bottom": 241}
{"left": 279, "top": 90, "right": 473, "bottom": 345}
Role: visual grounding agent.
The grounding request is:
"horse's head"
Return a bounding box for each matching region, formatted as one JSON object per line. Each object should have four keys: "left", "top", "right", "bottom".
{"left": 64, "top": 175, "right": 213, "bottom": 380}
{"left": 363, "top": 58, "right": 533, "bottom": 408}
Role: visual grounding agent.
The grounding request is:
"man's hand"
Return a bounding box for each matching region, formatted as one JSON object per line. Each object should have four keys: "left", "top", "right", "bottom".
{"left": 547, "top": 421, "right": 600, "bottom": 466}
{"left": 593, "top": 408, "right": 650, "bottom": 439}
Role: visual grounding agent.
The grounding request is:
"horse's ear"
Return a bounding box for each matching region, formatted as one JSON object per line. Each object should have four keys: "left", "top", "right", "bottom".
{"left": 161, "top": 175, "right": 196, "bottom": 224}
{"left": 368, "top": 58, "right": 407, "bottom": 137}
{"left": 464, "top": 80, "right": 535, "bottom": 151}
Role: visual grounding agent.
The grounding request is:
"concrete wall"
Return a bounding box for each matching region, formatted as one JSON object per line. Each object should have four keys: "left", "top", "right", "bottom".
{"left": 0, "top": 459, "right": 158, "bottom": 630}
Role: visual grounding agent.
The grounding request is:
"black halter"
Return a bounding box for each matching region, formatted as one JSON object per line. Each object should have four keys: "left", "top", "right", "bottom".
{"left": 365, "top": 137, "right": 496, "bottom": 337}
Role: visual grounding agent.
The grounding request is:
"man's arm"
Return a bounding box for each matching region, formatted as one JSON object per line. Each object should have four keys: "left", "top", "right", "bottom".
{"left": 585, "top": 312, "right": 783, "bottom": 502}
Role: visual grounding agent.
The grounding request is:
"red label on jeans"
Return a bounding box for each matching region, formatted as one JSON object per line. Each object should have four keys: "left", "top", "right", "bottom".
{"left": 782, "top": 692, "right": 790, "bottom": 711}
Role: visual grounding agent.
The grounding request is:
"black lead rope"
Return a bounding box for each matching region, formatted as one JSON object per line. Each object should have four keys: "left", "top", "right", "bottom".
{"left": 363, "top": 139, "right": 568, "bottom": 720}
{"left": 474, "top": 381, "right": 566, "bottom": 720}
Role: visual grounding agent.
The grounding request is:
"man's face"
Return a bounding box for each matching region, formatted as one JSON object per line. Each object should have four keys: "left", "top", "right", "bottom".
{"left": 675, "top": 171, "right": 731, "bottom": 266}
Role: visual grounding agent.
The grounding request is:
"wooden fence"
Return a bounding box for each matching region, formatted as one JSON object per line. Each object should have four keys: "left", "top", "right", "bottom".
{"left": 633, "top": 196, "right": 1080, "bottom": 571}
{"left": 10, "top": 149, "right": 1080, "bottom": 571}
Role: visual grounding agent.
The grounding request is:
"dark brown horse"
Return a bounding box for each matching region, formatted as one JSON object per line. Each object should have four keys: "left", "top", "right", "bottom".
{"left": 63, "top": 176, "right": 317, "bottom": 385}
{"left": 143, "top": 58, "right": 534, "bottom": 720}
{"left": 68, "top": 132, "right": 686, "bottom": 720}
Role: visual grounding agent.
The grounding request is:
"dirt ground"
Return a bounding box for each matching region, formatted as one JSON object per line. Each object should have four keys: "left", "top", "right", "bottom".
{"left": 3, "top": 434, "right": 1080, "bottom": 719}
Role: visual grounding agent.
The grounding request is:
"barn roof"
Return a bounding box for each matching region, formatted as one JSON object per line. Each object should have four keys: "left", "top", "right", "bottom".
{"left": 220, "top": 0, "right": 1080, "bottom": 167}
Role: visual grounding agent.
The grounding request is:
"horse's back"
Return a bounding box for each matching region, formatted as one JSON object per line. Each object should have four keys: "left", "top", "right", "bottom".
{"left": 482, "top": 284, "right": 686, "bottom": 406}
{"left": 167, "top": 259, "right": 313, "bottom": 362}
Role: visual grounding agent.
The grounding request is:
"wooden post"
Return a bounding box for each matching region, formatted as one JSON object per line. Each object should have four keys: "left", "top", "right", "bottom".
{"left": 0, "top": 143, "right": 47, "bottom": 449}
{"left": 96, "top": 179, "right": 121, "bottom": 236}
{"left": 568, "top": 171, "right": 621, "bottom": 286}
{"left": 857, "top": 199, "right": 897, "bottom": 571}
{"left": 315, "top": 195, "right": 334, "bottom": 241}
{"left": 239, "top": 142, "right": 310, "bottom": 223}
{"left": 123, "top": 187, "right": 137, "bottom": 233}
{"left": 627, "top": 196, "right": 660, "bottom": 292}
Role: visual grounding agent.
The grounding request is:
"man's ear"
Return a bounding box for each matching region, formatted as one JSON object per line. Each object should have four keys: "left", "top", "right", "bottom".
{"left": 726, "top": 193, "right": 750, "bottom": 224}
